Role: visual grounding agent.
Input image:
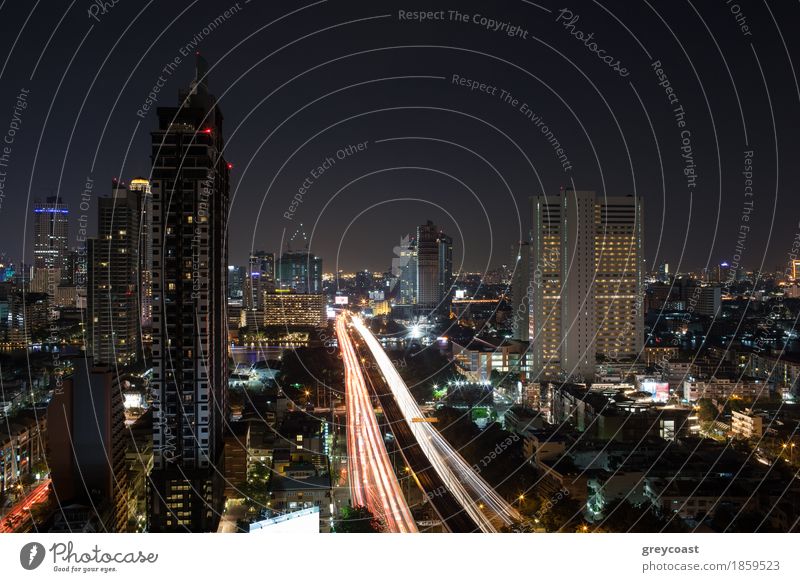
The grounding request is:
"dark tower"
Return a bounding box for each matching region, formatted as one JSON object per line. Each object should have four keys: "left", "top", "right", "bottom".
{"left": 148, "top": 54, "right": 230, "bottom": 532}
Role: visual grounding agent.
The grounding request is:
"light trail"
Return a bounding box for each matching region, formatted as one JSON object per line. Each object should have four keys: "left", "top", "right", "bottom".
{"left": 350, "top": 315, "right": 522, "bottom": 532}
{"left": 0, "top": 479, "right": 50, "bottom": 533}
{"left": 336, "top": 316, "right": 417, "bottom": 533}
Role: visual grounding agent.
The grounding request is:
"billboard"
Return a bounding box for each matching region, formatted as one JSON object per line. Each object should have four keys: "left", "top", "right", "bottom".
{"left": 641, "top": 380, "right": 670, "bottom": 403}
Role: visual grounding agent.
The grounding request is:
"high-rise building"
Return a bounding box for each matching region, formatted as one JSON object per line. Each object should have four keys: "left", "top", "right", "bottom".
{"left": 530, "top": 195, "right": 564, "bottom": 379}
{"left": 416, "top": 221, "right": 452, "bottom": 311}
{"left": 696, "top": 285, "right": 722, "bottom": 317}
{"left": 87, "top": 180, "right": 141, "bottom": 365}
{"left": 129, "top": 178, "right": 153, "bottom": 331}
{"left": 510, "top": 241, "right": 530, "bottom": 341}
{"left": 33, "top": 196, "right": 69, "bottom": 271}
{"left": 354, "top": 270, "right": 373, "bottom": 296}
{"left": 394, "top": 235, "right": 417, "bottom": 305}
{"left": 227, "top": 265, "right": 246, "bottom": 300}
{"left": 244, "top": 250, "right": 275, "bottom": 308}
{"left": 148, "top": 54, "right": 230, "bottom": 532}
{"left": 530, "top": 190, "right": 643, "bottom": 381}
{"left": 438, "top": 231, "right": 453, "bottom": 303}
{"left": 47, "top": 360, "right": 128, "bottom": 532}
{"left": 716, "top": 261, "right": 732, "bottom": 284}
{"left": 657, "top": 262, "right": 670, "bottom": 283}
{"left": 6, "top": 291, "right": 48, "bottom": 344}
{"left": 31, "top": 197, "right": 69, "bottom": 302}
{"left": 277, "top": 251, "right": 322, "bottom": 294}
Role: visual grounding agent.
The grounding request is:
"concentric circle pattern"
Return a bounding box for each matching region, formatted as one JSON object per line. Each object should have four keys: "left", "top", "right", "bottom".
{"left": 0, "top": 0, "right": 799, "bottom": 542}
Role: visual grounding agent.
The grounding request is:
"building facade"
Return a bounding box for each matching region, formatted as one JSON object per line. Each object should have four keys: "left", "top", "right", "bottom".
{"left": 245, "top": 251, "right": 275, "bottom": 308}
{"left": 416, "top": 221, "right": 452, "bottom": 311}
{"left": 277, "top": 251, "right": 322, "bottom": 294}
{"left": 47, "top": 362, "right": 128, "bottom": 532}
{"left": 33, "top": 196, "right": 69, "bottom": 272}
{"left": 262, "top": 292, "right": 325, "bottom": 328}
{"left": 148, "top": 55, "right": 229, "bottom": 532}
{"left": 510, "top": 241, "right": 531, "bottom": 341}
{"left": 397, "top": 238, "right": 417, "bottom": 305}
{"left": 130, "top": 178, "right": 153, "bottom": 333}
{"left": 88, "top": 180, "right": 142, "bottom": 365}
{"left": 530, "top": 190, "right": 644, "bottom": 380}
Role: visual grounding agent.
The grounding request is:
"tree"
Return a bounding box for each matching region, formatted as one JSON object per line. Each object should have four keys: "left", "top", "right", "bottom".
{"left": 695, "top": 398, "right": 718, "bottom": 422}
{"left": 333, "top": 505, "right": 384, "bottom": 533}
{"left": 539, "top": 497, "right": 584, "bottom": 532}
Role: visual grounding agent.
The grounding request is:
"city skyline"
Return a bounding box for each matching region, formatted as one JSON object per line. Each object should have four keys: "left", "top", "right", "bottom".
{"left": 2, "top": 0, "right": 800, "bottom": 558}
{"left": 1, "top": 1, "right": 799, "bottom": 274}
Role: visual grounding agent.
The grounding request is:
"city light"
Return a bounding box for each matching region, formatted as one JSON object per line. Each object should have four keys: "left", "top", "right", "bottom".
{"left": 336, "top": 316, "right": 417, "bottom": 533}
{"left": 351, "top": 315, "right": 521, "bottom": 532}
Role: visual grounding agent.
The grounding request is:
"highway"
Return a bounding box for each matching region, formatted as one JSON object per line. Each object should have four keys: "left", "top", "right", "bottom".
{"left": 336, "top": 316, "right": 417, "bottom": 533}
{"left": 1, "top": 478, "right": 51, "bottom": 533}
{"left": 349, "top": 315, "right": 522, "bottom": 533}
{"left": 360, "top": 348, "right": 480, "bottom": 532}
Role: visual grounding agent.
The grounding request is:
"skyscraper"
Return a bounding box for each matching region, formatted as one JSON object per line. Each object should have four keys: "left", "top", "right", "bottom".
{"left": 227, "top": 265, "right": 246, "bottom": 300}
{"left": 129, "top": 177, "right": 153, "bottom": 333}
{"left": 438, "top": 231, "right": 453, "bottom": 303}
{"left": 510, "top": 241, "right": 530, "bottom": 341}
{"left": 33, "top": 196, "right": 69, "bottom": 271}
{"left": 393, "top": 235, "right": 417, "bottom": 305}
{"left": 416, "top": 221, "right": 452, "bottom": 311}
{"left": 530, "top": 190, "right": 643, "bottom": 381}
{"left": 277, "top": 251, "right": 322, "bottom": 294}
{"left": 416, "top": 221, "right": 439, "bottom": 310}
{"left": 657, "top": 262, "right": 670, "bottom": 283}
{"left": 244, "top": 250, "right": 275, "bottom": 308}
{"left": 87, "top": 180, "right": 142, "bottom": 365}
{"left": 716, "top": 261, "right": 732, "bottom": 284}
{"left": 47, "top": 360, "right": 128, "bottom": 532}
{"left": 148, "top": 55, "right": 230, "bottom": 532}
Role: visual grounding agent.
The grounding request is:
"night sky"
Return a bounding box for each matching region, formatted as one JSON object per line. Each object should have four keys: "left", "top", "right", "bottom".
{"left": 0, "top": 0, "right": 798, "bottom": 274}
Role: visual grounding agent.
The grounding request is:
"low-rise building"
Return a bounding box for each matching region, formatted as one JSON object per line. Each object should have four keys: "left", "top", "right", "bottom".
{"left": 682, "top": 377, "right": 767, "bottom": 402}
{"left": 549, "top": 382, "right": 698, "bottom": 441}
{"left": 268, "top": 461, "right": 332, "bottom": 532}
{"left": 0, "top": 411, "right": 47, "bottom": 494}
{"left": 644, "top": 477, "right": 756, "bottom": 520}
{"left": 451, "top": 337, "right": 531, "bottom": 382}
{"left": 731, "top": 409, "right": 764, "bottom": 439}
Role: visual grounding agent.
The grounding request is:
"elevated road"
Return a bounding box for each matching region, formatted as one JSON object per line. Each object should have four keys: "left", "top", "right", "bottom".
{"left": 360, "top": 352, "right": 480, "bottom": 532}
{"left": 349, "top": 315, "right": 522, "bottom": 533}
{"left": 336, "top": 316, "right": 417, "bottom": 533}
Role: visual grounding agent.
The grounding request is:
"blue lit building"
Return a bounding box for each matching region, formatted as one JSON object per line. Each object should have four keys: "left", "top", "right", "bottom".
{"left": 33, "top": 196, "right": 69, "bottom": 272}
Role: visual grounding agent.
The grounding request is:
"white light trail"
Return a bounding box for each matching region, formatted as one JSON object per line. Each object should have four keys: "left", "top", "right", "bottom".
{"left": 350, "top": 315, "right": 522, "bottom": 532}
{"left": 337, "top": 316, "right": 417, "bottom": 533}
